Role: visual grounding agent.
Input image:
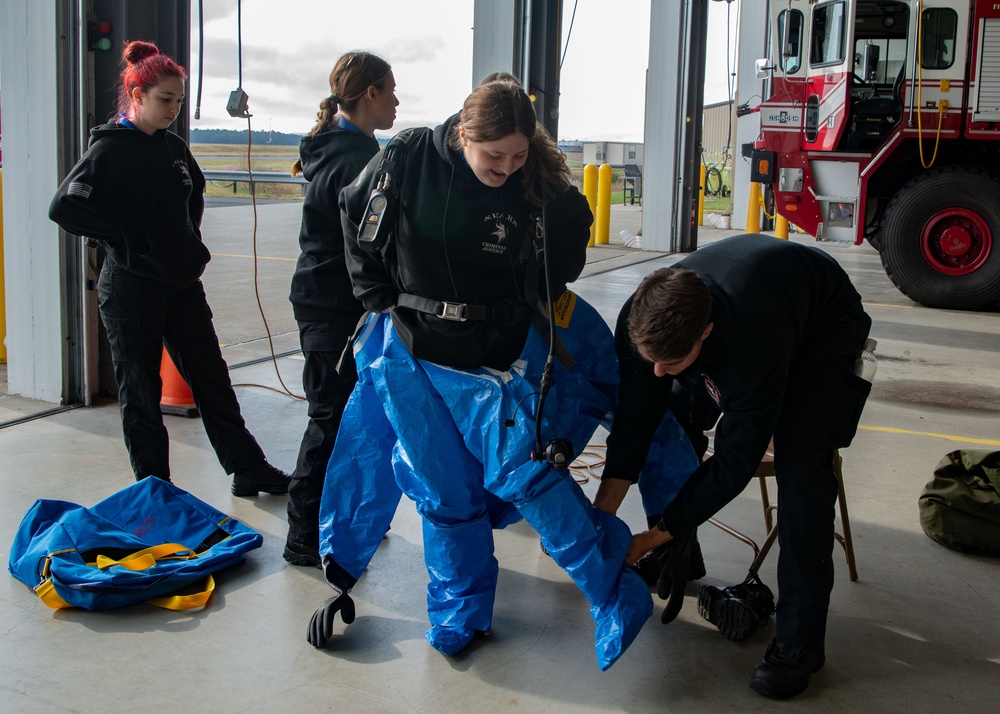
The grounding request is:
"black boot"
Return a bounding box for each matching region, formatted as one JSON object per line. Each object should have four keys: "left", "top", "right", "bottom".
{"left": 697, "top": 573, "right": 775, "bottom": 640}
{"left": 284, "top": 531, "right": 321, "bottom": 568}
{"left": 232, "top": 461, "right": 291, "bottom": 497}
{"left": 749, "top": 639, "right": 825, "bottom": 699}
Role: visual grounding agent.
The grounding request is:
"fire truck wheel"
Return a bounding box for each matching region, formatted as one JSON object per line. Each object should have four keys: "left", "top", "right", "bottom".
{"left": 878, "top": 166, "right": 1000, "bottom": 310}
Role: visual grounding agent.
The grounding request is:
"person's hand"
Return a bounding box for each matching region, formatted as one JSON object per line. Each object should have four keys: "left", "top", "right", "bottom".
{"left": 626, "top": 527, "right": 672, "bottom": 565}
{"left": 307, "top": 591, "right": 356, "bottom": 648}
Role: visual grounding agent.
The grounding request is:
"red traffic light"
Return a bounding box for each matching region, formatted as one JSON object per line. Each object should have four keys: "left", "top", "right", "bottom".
{"left": 96, "top": 21, "right": 112, "bottom": 34}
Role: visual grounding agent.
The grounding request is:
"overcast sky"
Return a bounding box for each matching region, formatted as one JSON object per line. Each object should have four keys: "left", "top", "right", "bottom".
{"left": 190, "top": 0, "right": 740, "bottom": 142}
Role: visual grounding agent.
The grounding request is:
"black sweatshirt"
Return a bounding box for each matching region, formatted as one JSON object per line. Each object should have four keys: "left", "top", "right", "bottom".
{"left": 604, "top": 234, "right": 871, "bottom": 535}
{"left": 341, "top": 114, "right": 593, "bottom": 371}
{"left": 48, "top": 122, "right": 209, "bottom": 284}
{"left": 288, "top": 126, "right": 379, "bottom": 323}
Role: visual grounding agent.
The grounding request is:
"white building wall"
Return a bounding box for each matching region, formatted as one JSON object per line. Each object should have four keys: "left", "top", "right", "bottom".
{"left": 643, "top": 1, "right": 687, "bottom": 251}
{"left": 1, "top": 2, "right": 66, "bottom": 402}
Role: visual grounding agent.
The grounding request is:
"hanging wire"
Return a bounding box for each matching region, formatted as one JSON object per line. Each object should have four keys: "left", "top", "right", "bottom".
{"left": 236, "top": 0, "right": 243, "bottom": 87}
{"left": 559, "top": 0, "right": 580, "bottom": 69}
{"left": 194, "top": 0, "right": 204, "bottom": 119}
{"left": 225, "top": 0, "right": 303, "bottom": 401}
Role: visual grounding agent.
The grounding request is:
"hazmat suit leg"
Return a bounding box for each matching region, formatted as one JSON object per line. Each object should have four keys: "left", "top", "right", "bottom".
{"left": 317, "top": 314, "right": 403, "bottom": 585}
{"left": 316, "top": 377, "right": 402, "bottom": 582}
{"left": 370, "top": 327, "right": 500, "bottom": 653}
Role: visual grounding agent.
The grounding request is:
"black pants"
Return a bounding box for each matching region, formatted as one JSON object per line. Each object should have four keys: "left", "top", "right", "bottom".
{"left": 672, "top": 357, "right": 869, "bottom": 647}
{"left": 771, "top": 358, "right": 870, "bottom": 646}
{"left": 98, "top": 259, "right": 266, "bottom": 480}
{"left": 286, "top": 319, "right": 359, "bottom": 547}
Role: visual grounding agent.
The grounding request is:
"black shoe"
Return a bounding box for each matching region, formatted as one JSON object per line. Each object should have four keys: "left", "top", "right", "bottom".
{"left": 631, "top": 533, "right": 707, "bottom": 588}
{"left": 698, "top": 574, "right": 775, "bottom": 640}
{"left": 232, "top": 461, "right": 291, "bottom": 497}
{"left": 749, "top": 639, "right": 825, "bottom": 700}
{"left": 284, "top": 535, "right": 321, "bottom": 568}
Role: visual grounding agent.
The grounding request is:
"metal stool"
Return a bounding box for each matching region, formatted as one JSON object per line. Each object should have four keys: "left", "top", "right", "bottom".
{"left": 706, "top": 446, "right": 859, "bottom": 581}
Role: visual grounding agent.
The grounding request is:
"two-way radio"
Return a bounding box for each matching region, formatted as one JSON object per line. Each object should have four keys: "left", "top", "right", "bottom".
{"left": 357, "top": 128, "right": 428, "bottom": 253}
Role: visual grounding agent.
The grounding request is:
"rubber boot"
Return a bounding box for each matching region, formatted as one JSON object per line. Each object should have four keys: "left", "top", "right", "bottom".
{"left": 513, "top": 470, "right": 652, "bottom": 670}
{"left": 422, "top": 513, "right": 498, "bottom": 655}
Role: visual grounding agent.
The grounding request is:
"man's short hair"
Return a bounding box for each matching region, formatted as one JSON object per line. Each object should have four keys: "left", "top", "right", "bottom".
{"left": 628, "top": 267, "right": 712, "bottom": 363}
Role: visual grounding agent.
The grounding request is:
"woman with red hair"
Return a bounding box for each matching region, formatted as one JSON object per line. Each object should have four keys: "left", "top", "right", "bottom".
{"left": 49, "top": 41, "right": 289, "bottom": 495}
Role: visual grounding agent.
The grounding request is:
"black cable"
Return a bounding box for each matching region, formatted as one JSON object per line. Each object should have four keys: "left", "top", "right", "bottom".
{"left": 237, "top": 0, "right": 243, "bottom": 87}
{"left": 559, "top": 0, "right": 580, "bottom": 70}
{"left": 534, "top": 201, "right": 557, "bottom": 459}
{"left": 194, "top": 0, "right": 204, "bottom": 120}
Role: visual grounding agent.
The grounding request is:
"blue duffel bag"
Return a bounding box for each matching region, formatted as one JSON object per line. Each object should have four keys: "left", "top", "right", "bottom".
{"left": 8, "top": 477, "right": 262, "bottom": 611}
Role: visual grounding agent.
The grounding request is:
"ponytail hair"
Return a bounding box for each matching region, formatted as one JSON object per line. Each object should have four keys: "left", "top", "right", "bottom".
{"left": 293, "top": 50, "right": 392, "bottom": 176}
{"left": 116, "top": 40, "right": 186, "bottom": 118}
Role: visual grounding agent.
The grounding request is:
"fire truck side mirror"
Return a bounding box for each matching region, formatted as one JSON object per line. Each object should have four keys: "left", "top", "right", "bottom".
{"left": 755, "top": 58, "right": 772, "bottom": 79}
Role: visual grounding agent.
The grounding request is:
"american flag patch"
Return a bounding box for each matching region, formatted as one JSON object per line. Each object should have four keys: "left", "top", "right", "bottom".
{"left": 67, "top": 181, "right": 93, "bottom": 199}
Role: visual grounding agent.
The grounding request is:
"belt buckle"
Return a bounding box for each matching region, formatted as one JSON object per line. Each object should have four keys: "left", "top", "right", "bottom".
{"left": 440, "top": 301, "right": 467, "bottom": 321}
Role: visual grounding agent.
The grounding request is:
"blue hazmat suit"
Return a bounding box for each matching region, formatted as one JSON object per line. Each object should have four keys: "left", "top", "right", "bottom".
{"left": 318, "top": 293, "right": 699, "bottom": 669}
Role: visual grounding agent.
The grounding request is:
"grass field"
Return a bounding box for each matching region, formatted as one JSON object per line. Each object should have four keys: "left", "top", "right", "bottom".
{"left": 191, "top": 143, "right": 735, "bottom": 211}
{"left": 193, "top": 143, "right": 302, "bottom": 199}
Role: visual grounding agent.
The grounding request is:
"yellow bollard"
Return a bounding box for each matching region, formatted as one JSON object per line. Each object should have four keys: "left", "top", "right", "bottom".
{"left": 595, "top": 163, "right": 612, "bottom": 245}
{"left": 746, "top": 181, "right": 762, "bottom": 234}
{"left": 698, "top": 164, "right": 706, "bottom": 226}
{"left": 0, "top": 169, "right": 6, "bottom": 364}
{"left": 775, "top": 213, "right": 789, "bottom": 240}
{"left": 583, "top": 164, "right": 597, "bottom": 247}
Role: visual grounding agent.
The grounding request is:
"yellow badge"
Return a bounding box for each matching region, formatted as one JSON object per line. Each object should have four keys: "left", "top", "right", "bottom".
{"left": 550, "top": 290, "right": 576, "bottom": 328}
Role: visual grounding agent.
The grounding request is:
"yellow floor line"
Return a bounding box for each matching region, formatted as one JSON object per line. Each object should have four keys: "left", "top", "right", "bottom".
{"left": 859, "top": 424, "right": 1000, "bottom": 447}
{"left": 213, "top": 252, "right": 296, "bottom": 262}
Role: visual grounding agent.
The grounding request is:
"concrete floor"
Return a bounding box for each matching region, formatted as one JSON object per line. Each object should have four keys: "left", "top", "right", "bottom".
{"left": 2, "top": 210, "right": 1000, "bottom": 713}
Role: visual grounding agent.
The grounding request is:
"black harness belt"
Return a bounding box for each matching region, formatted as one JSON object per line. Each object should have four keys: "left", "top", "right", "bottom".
{"left": 397, "top": 293, "right": 531, "bottom": 325}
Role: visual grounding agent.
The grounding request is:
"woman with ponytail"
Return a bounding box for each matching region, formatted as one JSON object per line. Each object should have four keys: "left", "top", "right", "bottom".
{"left": 49, "top": 41, "right": 289, "bottom": 495}
{"left": 284, "top": 51, "right": 397, "bottom": 567}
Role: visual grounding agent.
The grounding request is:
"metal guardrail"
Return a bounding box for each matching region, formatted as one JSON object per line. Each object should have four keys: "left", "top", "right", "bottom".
{"left": 202, "top": 170, "right": 306, "bottom": 193}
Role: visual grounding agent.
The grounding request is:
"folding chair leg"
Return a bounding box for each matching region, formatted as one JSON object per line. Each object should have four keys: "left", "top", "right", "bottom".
{"left": 833, "top": 450, "right": 859, "bottom": 581}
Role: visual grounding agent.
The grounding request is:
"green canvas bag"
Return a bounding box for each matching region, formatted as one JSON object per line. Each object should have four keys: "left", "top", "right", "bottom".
{"left": 918, "top": 450, "right": 1000, "bottom": 554}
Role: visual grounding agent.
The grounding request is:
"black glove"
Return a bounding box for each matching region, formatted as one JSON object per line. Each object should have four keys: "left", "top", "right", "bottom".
{"left": 657, "top": 529, "right": 694, "bottom": 624}
{"left": 307, "top": 591, "right": 356, "bottom": 648}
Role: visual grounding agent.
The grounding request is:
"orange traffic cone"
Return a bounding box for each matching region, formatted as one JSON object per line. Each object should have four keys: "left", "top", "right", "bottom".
{"left": 159, "top": 347, "right": 199, "bottom": 418}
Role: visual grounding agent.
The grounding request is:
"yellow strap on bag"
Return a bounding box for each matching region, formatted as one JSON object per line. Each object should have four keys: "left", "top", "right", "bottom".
{"left": 34, "top": 544, "right": 206, "bottom": 611}
{"left": 35, "top": 578, "right": 73, "bottom": 610}
{"left": 93, "top": 543, "right": 196, "bottom": 571}
{"left": 145, "top": 574, "right": 215, "bottom": 612}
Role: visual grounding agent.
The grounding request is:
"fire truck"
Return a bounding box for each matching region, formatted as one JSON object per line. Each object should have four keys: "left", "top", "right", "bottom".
{"left": 749, "top": 0, "right": 1000, "bottom": 310}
